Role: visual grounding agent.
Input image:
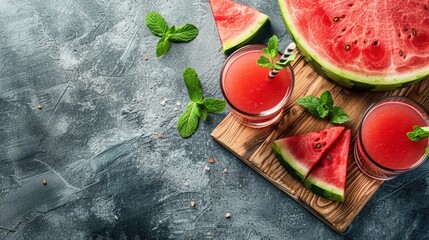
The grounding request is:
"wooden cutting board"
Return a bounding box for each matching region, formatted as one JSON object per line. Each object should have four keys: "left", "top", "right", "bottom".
{"left": 211, "top": 54, "right": 429, "bottom": 233}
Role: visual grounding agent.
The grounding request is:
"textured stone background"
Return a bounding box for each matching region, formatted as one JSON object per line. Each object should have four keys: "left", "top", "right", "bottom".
{"left": 1, "top": 0, "right": 428, "bottom": 239}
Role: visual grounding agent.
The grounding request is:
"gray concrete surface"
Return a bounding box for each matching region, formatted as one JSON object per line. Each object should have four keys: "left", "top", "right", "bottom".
{"left": 1, "top": 0, "right": 428, "bottom": 239}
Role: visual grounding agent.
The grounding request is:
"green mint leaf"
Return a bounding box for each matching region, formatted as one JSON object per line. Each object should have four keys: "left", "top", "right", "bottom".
{"left": 199, "top": 105, "right": 208, "bottom": 121}
{"left": 331, "top": 106, "right": 351, "bottom": 124}
{"left": 320, "top": 91, "right": 334, "bottom": 111}
{"left": 183, "top": 67, "right": 203, "bottom": 103}
{"left": 276, "top": 53, "right": 296, "bottom": 69}
{"left": 317, "top": 104, "right": 330, "bottom": 119}
{"left": 257, "top": 55, "right": 272, "bottom": 68}
{"left": 146, "top": 12, "right": 169, "bottom": 37}
{"left": 178, "top": 102, "right": 200, "bottom": 138}
{"left": 168, "top": 24, "right": 198, "bottom": 42}
{"left": 297, "top": 96, "right": 321, "bottom": 116}
{"left": 267, "top": 35, "right": 279, "bottom": 59}
{"left": 262, "top": 48, "right": 270, "bottom": 56}
{"left": 407, "top": 126, "right": 429, "bottom": 142}
{"left": 156, "top": 36, "right": 172, "bottom": 57}
{"left": 167, "top": 25, "right": 176, "bottom": 35}
{"left": 202, "top": 98, "right": 226, "bottom": 113}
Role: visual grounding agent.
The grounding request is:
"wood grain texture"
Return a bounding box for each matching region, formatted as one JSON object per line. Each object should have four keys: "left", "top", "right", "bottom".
{"left": 211, "top": 55, "right": 429, "bottom": 233}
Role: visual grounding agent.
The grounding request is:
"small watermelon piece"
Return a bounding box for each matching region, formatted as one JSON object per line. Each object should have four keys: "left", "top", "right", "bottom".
{"left": 272, "top": 126, "right": 344, "bottom": 182}
{"left": 304, "top": 129, "right": 351, "bottom": 202}
{"left": 210, "top": 0, "right": 269, "bottom": 53}
{"left": 278, "top": 0, "right": 429, "bottom": 91}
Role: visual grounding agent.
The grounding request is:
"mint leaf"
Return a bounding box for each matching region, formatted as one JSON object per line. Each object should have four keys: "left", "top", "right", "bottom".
{"left": 156, "top": 36, "right": 172, "bottom": 57}
{"left": 257, "top": 56, "right": 272, "bottom": 68}
{"left": 297, "top": 96, "right": 320, "bottom": 116}
{"left": 267, "top": 35, "right": 279, "bottom": 59}
{"left": 331, "top": 106, "right": 350, "bottom": 124}
{"left": 168, "top": 24, "right": 198, "bottom": 42}
{"left": 199, "top": 105, "right": 208, "bottom": 121}
{"left": 183, "top": 67, "right": 203, "bottom": 103}
{"left": 297, "top": 91, "right": 350, "bottom": 124}
{"left": 202, "top": 98, "right": 226, "bottom": 113}
{"left": 178, "top": 102, "right": 200, "bottom": 138}
{"left": 407, "top": 126, "right": 429, "bottom": 142}
{"left": 146, "top": 12, "right": 169, "bottom": 37}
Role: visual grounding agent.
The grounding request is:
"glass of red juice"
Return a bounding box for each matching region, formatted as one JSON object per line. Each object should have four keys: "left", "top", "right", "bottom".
{"left": 354, "top": 96, "right": 429, "bottom": 180}
{"left": 220, "top": 45, "right": 294, "bottom": 128}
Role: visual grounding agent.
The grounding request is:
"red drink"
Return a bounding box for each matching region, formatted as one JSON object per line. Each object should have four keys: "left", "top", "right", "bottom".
{"left": 221, "top": 45, "right": 294, "bottom": 128}
{"left": 355, "top": 97, "right": 429, "bottom": 180}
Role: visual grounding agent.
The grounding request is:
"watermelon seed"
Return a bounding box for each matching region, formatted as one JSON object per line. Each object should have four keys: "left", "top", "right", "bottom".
{"left": 338, "top": 35, "right": 342, "bottom": 39}
{"left": 345, "top": 44, "right": 350, "bottom": 50}
{"left": 425, "top": 5, "right": 428, "bottom": 10}
{"left": 399, "top": 50, "right": 403, "bottom": 57}
{"left": 348, "top": 3, "right": 353, "bottom": 7}
{"left": 412, "top": 28, "right": 417, "bottom": 36}
{"left": 373, "top": 40, "right": 378, "bottom": 46}
{"left": 341, "top": 28, "right": 346, "bottom": 32}
{"left": 326, "top": 156, "right": 332, "bottom": 160}
{"left": 333, "top": 17, "right": 339, "bottom": 22}
{"left": 398, "top": 32, "right": 401, "bottom": 38}
{"left": 315, "top": 143, "right": 322, "bottom": 149}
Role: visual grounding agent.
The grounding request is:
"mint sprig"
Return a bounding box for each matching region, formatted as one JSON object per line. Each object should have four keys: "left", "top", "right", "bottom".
{"left": 257, "top": 35, "right": 296, "bottom": 70}
{"left": 178, "top": 67, "right": 226, "bottom": 138}
{"left": 407, "top": 126, "right": 429, "bottom": 156}
{"left": 297, "top": 91, "right": 350, "bottom": 124}
{"left": 146, "top": 12, "right": 198, "bottom": 57}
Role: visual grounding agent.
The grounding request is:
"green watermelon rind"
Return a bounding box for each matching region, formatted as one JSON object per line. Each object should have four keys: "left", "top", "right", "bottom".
{"left": 304, "top": 176, "right": 345, "bottom": 202}
{"left": 222, "top": 14, "right": 269, "bottom": 54}
{"left": 278, "top": 0, "right": 429, "bottom": 91}
{"left": 272, "top": 142, "right": 307, "bottom": 182}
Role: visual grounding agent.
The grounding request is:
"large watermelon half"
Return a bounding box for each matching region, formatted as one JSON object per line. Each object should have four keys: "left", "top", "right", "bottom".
{"left": 304, "top": 129, "right": 351, "bottom": 202}
{"left": 279, "top": 0, "right": 429, "bottom": 91}
{"left": 210, "top": 0, "right": 269, "bottom": 53}
{"left": 272, "top": 126, "right": 344, "bottom": 182}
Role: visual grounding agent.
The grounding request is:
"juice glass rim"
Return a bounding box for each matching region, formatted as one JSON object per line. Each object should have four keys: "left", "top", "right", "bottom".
{"left": 358, "top": 96, "right": 429, "bottom": 173}
{"left": 220, "top": 44, "right": 295, "bottom": 118}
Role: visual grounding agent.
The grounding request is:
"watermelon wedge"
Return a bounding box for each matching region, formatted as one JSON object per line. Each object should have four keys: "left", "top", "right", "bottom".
{"left": 304, "top": 129, "right": 351, "bottom": 202}
{"left": 272, "top": 126, "right": 344, "bottom": 182}
{"left": 278, "top": 0, "right": 429, "bottom": 91}
{"left": 210, "top": 0, "right": 269, "bottom": 53}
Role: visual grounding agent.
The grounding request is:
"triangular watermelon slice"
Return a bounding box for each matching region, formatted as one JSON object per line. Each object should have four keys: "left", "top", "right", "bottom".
{"left": 272, "top": 126, "right": 344, "bottom": 182}
{"left": 209, "top": 0, "right": 269, "bottom": 53}
{"left": 304, "top": 129, "right": 351, "bottom": 202}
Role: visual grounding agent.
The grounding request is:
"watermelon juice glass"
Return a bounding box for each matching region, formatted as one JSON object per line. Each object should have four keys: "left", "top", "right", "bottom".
{"left": 354, "top": 97, "right": 429, "bottom": 180}
{"left": 220, "top": 45, "right": 294, "bottom": 128}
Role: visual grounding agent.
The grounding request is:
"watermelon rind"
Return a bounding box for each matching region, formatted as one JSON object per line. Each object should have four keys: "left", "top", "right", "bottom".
{"left": 222, "top": 14, "right": 269, "bottom": 54}
{"left": 272, "top": 142, "right": 307, "bottom": 181}
{"left": 304, "top": 176, "right": 344, "bottom": 202}
{"left": 278, "top": 0, "right": 429, "bottom": 91}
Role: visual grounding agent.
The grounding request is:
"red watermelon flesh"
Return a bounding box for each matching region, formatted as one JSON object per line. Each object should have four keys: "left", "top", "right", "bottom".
{"left": 210, "top": 0, "right": 269, "bottom": 53}
{"left": 272, "top": 126, "right": 344, "bottom": 182}
{"left": 279, "top": 0, "right": 429, "bottom": 90}
{"left": 304, "top": 129, "right": 351, "bottom": 202}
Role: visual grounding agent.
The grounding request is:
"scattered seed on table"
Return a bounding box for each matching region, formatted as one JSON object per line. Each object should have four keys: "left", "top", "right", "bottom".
{"left": 224, "top": 212, "right": 231, "bottom": 218}
{"left": 42, "top": 179, "right": 47, "bottom": 185}
{"left": 223, "top": 168, "right": 228, "bottom": 173}
{"left": 160, "top": 98, "right": 168, "bottom": 106}
{"left": 190, "top": 200, "right": 196, "bottom": 208}
{"left": 204, "top": 166, "right": 211, "bottom": 172}
{"left": 184, "top": 181, "right": 189, "bottom": 187}
{"left": 144, "top": 54, "right": 148, "bottom": 60}
{"left": 37, "top": 105, "right": 43, "bottom": 110}
{"left": 176, "top": 101, "right": 181, "bottom": 106}
{"left": 114, "top": 214, "right": 119, "bottom": 221}
{"left": 157, "top": 133, "right": 163, "bottom": 139}
{"left": 209, "top": 157, "right": 215, "bottom": 164}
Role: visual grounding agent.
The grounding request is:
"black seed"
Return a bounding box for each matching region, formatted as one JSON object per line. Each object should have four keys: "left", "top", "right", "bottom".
{"left": 316, "top": 143, "right": 322, "bottom": 149}
{"left": 373, "top": 40, "right": 378, "bottom": 46}
{"left": 342, "top": 28, "right": 346, "bottom": 32}
{"left": 412, "top": 28, "right": 417, "bottom": 36}
{"left": 345, "top": 44, "right": 350, "bottom": 50}
{"left": 348, "top": 3, "right": 353, "bottom": 6}
{"left": 333, "top": 17, "right": 339, "bottom": 22}
{"left": 399, "top": 50, "right": 403, "bottom": 56}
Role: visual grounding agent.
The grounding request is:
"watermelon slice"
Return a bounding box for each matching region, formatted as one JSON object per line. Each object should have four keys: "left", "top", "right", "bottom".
{"left": 278, "top": 0, "right": 429, "bottom": 91}
{"left": 210, "top": 0, "right": 269, "bottom": 53}
{"left": 304, "top": 129, "right": 351, "bottom": 202}
{"left": 272, "top": 126, "right": 344, "bottom": 182}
